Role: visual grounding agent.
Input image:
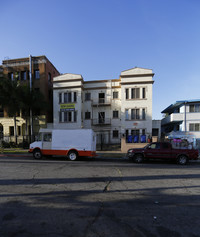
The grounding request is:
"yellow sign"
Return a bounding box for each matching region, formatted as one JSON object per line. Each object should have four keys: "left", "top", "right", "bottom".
{"left": 60, "top": 104, "right": 75, "bottom": 111}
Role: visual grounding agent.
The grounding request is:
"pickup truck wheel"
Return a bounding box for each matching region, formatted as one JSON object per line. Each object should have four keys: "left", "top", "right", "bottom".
{"left": 134, "top": 154, "right": 144, "bottom": 163}
{"left": 33, "top": 149, "right": 42, "bottom": 160}
{"left": 68, "top": 151, "right": 78, "bottom": 161}
{"left": 177, "top": 155, "right": 188, "bottom": 165}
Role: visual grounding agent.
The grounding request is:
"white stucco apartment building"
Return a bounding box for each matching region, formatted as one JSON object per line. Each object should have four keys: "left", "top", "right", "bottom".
{"left": 53, "top": 67, "right": 154, "bottom": 145}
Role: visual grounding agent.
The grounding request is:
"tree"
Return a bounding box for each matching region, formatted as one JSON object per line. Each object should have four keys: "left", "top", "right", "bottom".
{"left": 0, "top": 78, "right": 48, "bottom": 144}
{"left": 0, "top": 77, "right": 22, "bottom": 144}
{"left": 20, "top": 84, "right": 48, "bottom": 140}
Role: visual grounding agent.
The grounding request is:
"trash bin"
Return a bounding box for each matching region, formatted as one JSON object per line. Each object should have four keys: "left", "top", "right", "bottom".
{"left": 134, "top": 135, "right": 139, "bottom": 143}
{"left": 141, "top": 135, "right": 146, "bottom": 143}
{"left": 127, "top": 135, "right": 132, "bottom": 143}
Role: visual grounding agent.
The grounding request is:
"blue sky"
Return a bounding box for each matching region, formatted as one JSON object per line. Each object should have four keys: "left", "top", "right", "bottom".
{"left": 1, "top": 0, "right": 200, "bottom": 119}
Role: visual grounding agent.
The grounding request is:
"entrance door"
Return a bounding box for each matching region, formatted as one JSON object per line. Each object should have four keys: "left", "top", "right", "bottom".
{"left": 98, "top": 112, "right": 105, "bottom": 124}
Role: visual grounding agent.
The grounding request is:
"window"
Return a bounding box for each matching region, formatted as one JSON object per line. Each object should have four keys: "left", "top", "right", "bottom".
{"left": 59, "top": 93, "right": 62, "bottom": 104}
{"left": 60, "top": 111, "right": 77, "bottom": 123}
{"left": 43, "top": 133, "right": 52, "bottom": 142}
{"left": 48, "top": 72, "right": 51, "bottom": 82}
{"left": 125, "top": 89, "right": 129, "bottom": 100}
{"left": 9, "top": 126, "right": 14, "bottom": 136}
{"left": 142, "top": 109, "right": 146, "bottom": 120}
{"left": 85, "top": 112, "right": 91, "bottom": 119}
{"left": 142, "top": 88, "right": 146, "bottom": 99}
{"left": 21, "top": 71, "right": 26, "bottom": 80}
{"left": 125, "top": 109, "right": 129, "bottom": 120}
{"left": 8, "top": 72, "right": 14, "bottom": 80}
{"left": 131, "top": 88, "right": 140, "bottom": 99}
{"left": 113, "top": 130, "right": 119, "bottom": 138}
{"left": 113, "top": 110, "right": 119, "bottom": 118}
{"left": 113, "top": 91, "right": 118, "bottom": 99}
{"left": 18, "top": 126, "right": 21, "bottom": 136}
{"left": 149, "top": 143, "right": 160, "bottom": 149}
{"left": 59, "top": 111, "right": 62, "bottom": 122}
{"left": 34, "top": 69, "right": 40, "bottom": 79}
{"left": 163, "top": 143, "right": 170, "bottom": 149}
{"left": 189, "top": 123, "right": 200, "bottom": 131}
{"left": 64, "top": 92, "right": 72, "bottom": 103}
{"left": 131, "top": 109, "right": 140, "bottom": 120}
{"left": 74, "top": 92, "right": 77, "bottom": 103}
{"left": 64, "top": 111, "right": 72, "bottom": 122}
{"left": 85, "top": 92, "right": 91, "bottom": 101}
{"left": 189, "top": 104, "right": 200, "bottom": 113}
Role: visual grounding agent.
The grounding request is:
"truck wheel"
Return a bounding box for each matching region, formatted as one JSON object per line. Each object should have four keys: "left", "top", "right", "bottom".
{"left": 134, "top": 154, "right": 144, "bottom": 163}
{"left": 33, "top": 149, "right": 42, "bottom": 160}
{"left": 177, "top": 155, "right": 188, "bottom": 165}
{"left": 68, "top": 151, "right": 78, "bottom": 161}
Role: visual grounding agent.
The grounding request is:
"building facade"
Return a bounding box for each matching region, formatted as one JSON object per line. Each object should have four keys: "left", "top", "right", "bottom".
{"left": 0, "top": 55, "right": 60, "bottom": 142}
{"left": 162, "top": 100, "right": 200, "bottom": 139}
{"left": 53, "top": 67, "right": 154, "bottom": 145}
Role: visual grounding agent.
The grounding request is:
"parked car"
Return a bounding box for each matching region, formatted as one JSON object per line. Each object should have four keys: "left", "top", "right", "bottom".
{"left": 127, "top": 142, "right": 199, "bottom": 165}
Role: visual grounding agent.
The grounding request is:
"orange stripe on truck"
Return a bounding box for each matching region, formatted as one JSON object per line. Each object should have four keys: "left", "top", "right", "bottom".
{"left": 29, "top": 149, "right": 96, "bottom": 157}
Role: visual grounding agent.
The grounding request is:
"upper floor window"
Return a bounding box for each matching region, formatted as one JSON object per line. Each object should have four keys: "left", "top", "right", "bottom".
{"left": 74, "top": 92, "right": 77, "bottom": 103}
{"left": 59, "top": 93, "right": 62, "bottom": 104}
{"left": 85, "top": 92, "right": 91, "bottom": 101}
{"left": 125, "top": 89, "right": 129, "bottom": 99}
{"left": 113, "top": 91, "right": 118, "bottom": 99}
{"left": 189, "top": 104, "right": 200, "bottom": 113}
{"left": 21, "top": 71, "right": 26, "bottom": 80}
{"left": 142, "top": 88, "right": 146, "bottom": 99}
{"left": 125, "top": 108, "right": 146, "bottom": 121}
{"left": 64, "top": 92, "right": 72, "bottom": 103}
{"left": 189, "top": 123, "right": 200, "bottom": 131}
{"left": 8, "top": 72, "right": 14, "bottom": 80}
{"left": 113, "top": 110, "right": 119, "bottom": 118}
{"left": 131, "top": 109, "right": 140, "bottom": 120}
{"left": 131, "top": 88, "right": 140, "bottom": 99}
{"left": 34, "top": 69, "right": 40, "bottom": 79}
{"left": 142, "top": 108, "right": 146, "bottom": 120}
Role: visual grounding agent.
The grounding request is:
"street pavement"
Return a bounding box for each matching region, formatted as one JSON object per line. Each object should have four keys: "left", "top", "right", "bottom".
{"left": 0, "top": 153, "right": 200, "bottom": 237}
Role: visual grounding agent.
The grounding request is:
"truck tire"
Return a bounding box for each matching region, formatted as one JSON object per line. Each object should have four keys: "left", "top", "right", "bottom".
{"left": 177, "top": 155, "right": 188, "bottom": 165}
{"left": 33, "top": 149, "right": 42, "bottom": 160}
{"left": 134, "top": 154, "right": 144, "bottom": 163}
{"left": 68, "top": 151, "right": 78, "bottom": 161}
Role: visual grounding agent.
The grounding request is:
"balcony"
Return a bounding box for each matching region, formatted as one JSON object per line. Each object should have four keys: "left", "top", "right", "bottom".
{"left": 92, "top": 98, "right": 111, "bottom": 107}
{"left": 92, "top": 118, "right": 111, "bottom": 126}
{"left": 161, "top": 113, "right": 183, "bottom": 126}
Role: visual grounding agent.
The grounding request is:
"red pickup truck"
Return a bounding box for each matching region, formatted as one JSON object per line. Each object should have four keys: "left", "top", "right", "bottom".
{"left": 127, "top": 142, "right": 199, "bottom": 165}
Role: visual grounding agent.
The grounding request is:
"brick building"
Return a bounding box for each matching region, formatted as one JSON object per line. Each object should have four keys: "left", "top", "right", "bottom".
{"left": 0, "top": 55, "right": 60, "bottom": 142}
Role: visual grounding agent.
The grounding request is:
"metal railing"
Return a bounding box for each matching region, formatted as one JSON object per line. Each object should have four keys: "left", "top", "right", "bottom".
{"left": 92, "top": 118, "right": 111, "bottom": 125}
{"left": 92, "top": 98, "right": 111, "bottom": 106}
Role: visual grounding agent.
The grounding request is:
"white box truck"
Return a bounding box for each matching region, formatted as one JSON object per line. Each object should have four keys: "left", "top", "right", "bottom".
{"left": 29, "top": 129, "right": 96, "bottom": 161}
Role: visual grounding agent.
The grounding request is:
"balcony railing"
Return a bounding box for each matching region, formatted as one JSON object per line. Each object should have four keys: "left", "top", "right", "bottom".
{"left": 92, "top": 118, "right": 111, "bottom": 125}
{"left": 92, "top": 98, "right": 111, "bottom": 106}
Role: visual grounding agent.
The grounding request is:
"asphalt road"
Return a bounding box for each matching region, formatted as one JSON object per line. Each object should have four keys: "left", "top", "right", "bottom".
{"left": 0, "top": 154, "right": 200, "bottom": 237}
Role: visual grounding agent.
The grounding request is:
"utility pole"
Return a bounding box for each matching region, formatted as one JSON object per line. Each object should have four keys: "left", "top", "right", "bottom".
{"left": 29, "top": 55, "right": 33, "bottom": 142}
